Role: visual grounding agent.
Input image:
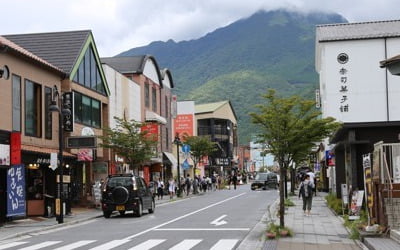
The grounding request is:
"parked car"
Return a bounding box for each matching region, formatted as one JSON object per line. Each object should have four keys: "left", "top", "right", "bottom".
{"left": 251, "top": 172, "right": 278, "bottom": 190}
{"left": 101, "top": 174, "right": 155, "bottom": 218}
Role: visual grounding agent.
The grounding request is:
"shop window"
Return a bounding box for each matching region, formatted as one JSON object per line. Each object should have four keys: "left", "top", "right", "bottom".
{"left": 73, "top": 91, "right": 101, "bottom": 128}
{"left": 27, "top": 168, "right": 43, "bottom": 200}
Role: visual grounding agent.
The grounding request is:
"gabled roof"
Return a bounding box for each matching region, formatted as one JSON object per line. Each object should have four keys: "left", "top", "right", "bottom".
{"left": 101, "top": 56, "right": 146, "bottom": 74}
{"left": 4, "top": 30, "right": 90, "bottom": 74}
{"left": 195, "top": 100, "right": 238, "bottom": 120}
{"left": 101, "top": 55, "right": 163, "bottom": 87}
{"left": 4, "top": 30, "right": 110, "bottom": 96}
{"left": 316, "top": 20, "right": 400, "bottom": 42}
{"left": 160, "top": 68, "right": 174, "bottom": 88}
{"left": 0, "top": 36, "right": 64, "bottom": 76}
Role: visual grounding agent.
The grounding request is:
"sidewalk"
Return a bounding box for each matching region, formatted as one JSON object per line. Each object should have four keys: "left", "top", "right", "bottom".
{"left": 0, "top": 194, "right": 176, "bottom": 241}
{"left": 269, "top": 192, "right": 365, "bottom": 250}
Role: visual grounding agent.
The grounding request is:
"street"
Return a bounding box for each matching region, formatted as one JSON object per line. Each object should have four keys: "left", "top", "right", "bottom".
{"left": 1, "top": 185, "right": 278, "bottom": 250}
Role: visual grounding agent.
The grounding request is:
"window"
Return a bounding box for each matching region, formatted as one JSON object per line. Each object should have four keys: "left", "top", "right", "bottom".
{"left": 152, "top": 87, "right": 157, "bottom": 112}
{"left": 72, "top": 45, "right": 106, "bottom": 95}
{"left": 12, "top": 75, "right": 21, "bottom": 132}
{"left": 74, "top": 92, "right": 101, "bottom": 128}
{"left": 165, "top": 96, "right": 169, "bottom": 118}
{"left": 44, "top": 87, "right": 52, "bottom": 139}
{"left": 25, "top": 80, "right": 42, "bottom": 137}
{"left": 145, "top": 81, "right": 150, "bottom": 108}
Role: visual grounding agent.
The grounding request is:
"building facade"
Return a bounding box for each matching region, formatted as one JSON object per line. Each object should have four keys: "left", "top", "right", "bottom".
{"left": 316, "top": 20, "right": 400, "bottom": 231}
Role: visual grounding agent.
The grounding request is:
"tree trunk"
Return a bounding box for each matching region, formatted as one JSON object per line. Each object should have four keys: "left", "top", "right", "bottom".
{"left": 279, "top": 167, "right": 286, "bottom": 228}
{"left": 290, "top": 168, "right": 295, "bottom": 194}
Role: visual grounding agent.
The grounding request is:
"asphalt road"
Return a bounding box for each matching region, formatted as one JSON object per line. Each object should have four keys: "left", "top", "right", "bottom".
{"left": 3, "top": 184, "right": 278, "bottom": 250}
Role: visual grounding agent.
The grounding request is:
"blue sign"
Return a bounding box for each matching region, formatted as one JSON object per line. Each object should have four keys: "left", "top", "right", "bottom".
{"left": 182, "top": 144, "right": 191, "bottom": 153}
{"left": 7, "top": 164, "right": 26, "bottom": 217}
{"left": 182, "top": 159, "right": 190, "bottom": 170}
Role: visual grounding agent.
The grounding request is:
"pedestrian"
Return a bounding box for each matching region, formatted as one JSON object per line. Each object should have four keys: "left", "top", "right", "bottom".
{"left": 193, "top": 176, "right": 199, "bottom": 194}
{"left": 232, "top": 174, "right": 238, "bottom": 190}
{"left": 185, "top": 174, "right": 191, "bottom": 196}
{"left": 168, "top": 178, "right": 176, "bottom": 199}
{"left": 307, "top": 170, "right": 317, "bottom": 196}
{"left": 298, "top": 174, "right": 314, "bottom": 216}
{"left": 157, "top": 178, "right": 164, "bottom": 200}
{"left": 211, "top": 174, "right": 217, "bottom": 191}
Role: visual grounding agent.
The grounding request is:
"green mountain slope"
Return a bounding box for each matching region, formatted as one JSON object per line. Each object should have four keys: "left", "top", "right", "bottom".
{"left": 119, "top": 9, "right": 347, "bottom": 143}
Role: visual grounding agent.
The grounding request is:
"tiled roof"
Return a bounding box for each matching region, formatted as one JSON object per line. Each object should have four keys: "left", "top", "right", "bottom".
{"left": 316, "top": 20, "right": 400, "bottom": 42}
{"left": 101, "top": 56, "right": 146, "bottom": 74}
{"left": 195, "top": 101, "right": 230, "bottom": 114}
{"left": 4, "top": 30, "right": 90, "bottom": 74}
{"left": 0, "top": 36, "right": 64, "bottom": 74}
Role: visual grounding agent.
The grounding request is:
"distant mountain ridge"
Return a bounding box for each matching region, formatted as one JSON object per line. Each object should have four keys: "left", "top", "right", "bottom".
{"left": 119, "top": 9, "right": 347, "bottom": 143}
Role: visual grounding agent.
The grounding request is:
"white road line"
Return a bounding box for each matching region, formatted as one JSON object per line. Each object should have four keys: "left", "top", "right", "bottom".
{"left": 53, "top": 240, "right": 96, "bottom": 250}
{"left": 128, "top": 239, "right": 166, "bottom": 250}
{"left": 18, "top": 241, "right": 62, "bottom": 250}
{"left": 169, "top": 239, "right": 202, "bottom": 250}
{"left": 210, "top": 239, "right": 239, "bottom": 250}
{"left": 0, "top": 242, "right": 28, "bottom": 249}
{"left": 155, "top": 228, "right": 250, "bottom": 231}
{"left": 123, "top": 192, "right": 246, "bottom": 240}
{"left": 88, "top": 239, "right": 130, "bottom": 250}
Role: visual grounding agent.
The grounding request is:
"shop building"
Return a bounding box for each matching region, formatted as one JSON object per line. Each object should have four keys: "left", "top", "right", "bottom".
{"left": 101, "top": 56, "right": 176, "bottom": 184}
{"left": 316, "top": 20, "right": 400, "bottom": 235}
{"left": 195, "top": 101, "right": 238, "bottom": 177}
{"left": 2, "top": 30, "right": 111, "bottom": 217}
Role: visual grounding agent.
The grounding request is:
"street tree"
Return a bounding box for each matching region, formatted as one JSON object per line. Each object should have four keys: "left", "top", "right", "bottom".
{"left": 182, "top": 135, "right": 217, "bottom": 177}
{"left": 99, "top": 117, "right": 158, "bottom": 173}
{"left": 250, "top": 89, "right": 341, "bottom": 227}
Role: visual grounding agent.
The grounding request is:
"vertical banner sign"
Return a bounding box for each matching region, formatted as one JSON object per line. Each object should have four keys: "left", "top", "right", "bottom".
{"left": 7, "top": 164, "right": 26, "bottom": 217}
{"left": 62, "top": 92, "right": 74, "bottom": 132}
{"left": 363, "top": 154, "right": 373, "bottom": 223}
{"left": 10, "top": 132, "right": 21, "bottom": 165}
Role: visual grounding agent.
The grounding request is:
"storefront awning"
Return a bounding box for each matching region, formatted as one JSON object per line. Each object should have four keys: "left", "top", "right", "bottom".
{"left": 145, "top": 111, "right": 167, "bottom": 124}
{"left": 22, "top": 145, "right": 76, "bottom": 157}
{"left": 163, "top": 152, "right": 177, "bottom": 168}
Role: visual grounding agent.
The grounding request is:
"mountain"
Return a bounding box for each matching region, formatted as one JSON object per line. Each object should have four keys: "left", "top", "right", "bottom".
{"left": 118, "top": 9, "right": 347, "bottom": 143}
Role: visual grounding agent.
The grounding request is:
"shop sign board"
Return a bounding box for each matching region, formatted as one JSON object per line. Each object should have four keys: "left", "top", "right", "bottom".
{"left": 7, "top": 164, "right": 25, "bottom": 217}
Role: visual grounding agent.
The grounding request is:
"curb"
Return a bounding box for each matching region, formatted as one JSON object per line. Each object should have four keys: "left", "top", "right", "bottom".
{"left": 236, "top": 197, "right": 280, "bottom": 250}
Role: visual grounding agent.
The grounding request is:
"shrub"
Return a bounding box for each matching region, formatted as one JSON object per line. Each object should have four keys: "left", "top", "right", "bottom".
{"left": 284, "top": 198, "right": 295, "bottom": 207}
{"left": 266, "top": 223, "right": 293, "bottom": 238}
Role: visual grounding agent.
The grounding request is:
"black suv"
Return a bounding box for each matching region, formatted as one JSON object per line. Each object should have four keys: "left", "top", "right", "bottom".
{"left": 251, "top": 172, "right": 278, "bottom": 190}
{"left": 101, "top": 174, "right": 155, "bottom": 218}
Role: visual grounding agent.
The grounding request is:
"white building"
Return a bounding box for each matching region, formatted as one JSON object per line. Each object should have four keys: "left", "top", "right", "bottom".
{"left": 316, "top": 20, "right": 400, "bottom": 232}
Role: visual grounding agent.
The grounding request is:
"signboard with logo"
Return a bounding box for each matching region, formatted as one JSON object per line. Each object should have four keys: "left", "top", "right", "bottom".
{"left": 7, "top": 164, "right": 25, "bottom": 217}
{"left": 174, "top": 114, "right": 194, "bottom": 138}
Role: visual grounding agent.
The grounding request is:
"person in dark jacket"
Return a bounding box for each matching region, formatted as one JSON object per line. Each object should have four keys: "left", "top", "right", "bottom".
{"left": 298, "top": 174, "right": 315, "bottom": 216}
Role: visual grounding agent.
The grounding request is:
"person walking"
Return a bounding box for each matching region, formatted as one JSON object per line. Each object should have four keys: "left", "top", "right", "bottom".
{"left": 157, "top": 178, "right": 164, "bottom": 200}
{"left": 168, "top": 178, "right": 176, "bottom": 199}
{"left": 232, "top": 174, "right": 238, "bottom": 190}
{"left": 298, "top": 174, "right": 314, "bottom": 216}
{"left": 185, "top": 174, "right": 191, "bottom": 196}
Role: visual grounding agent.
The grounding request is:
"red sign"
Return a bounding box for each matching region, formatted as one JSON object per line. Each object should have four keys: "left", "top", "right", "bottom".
{"left": 10, "top": 132, "right": 21, "bottom": 165}
{"left": 141, "top": 123, "right": 158, "bottom": 141}
{"left": 174, "top": 114, "right": 194, "bottom": 138}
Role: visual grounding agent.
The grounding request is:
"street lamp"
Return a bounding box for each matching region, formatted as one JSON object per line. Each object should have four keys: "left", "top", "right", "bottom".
{"left": 49, "top": 85, "right": 70, "bottom": 224}
{"left": 173, "top": 135, "right": 182, "bottom": 197}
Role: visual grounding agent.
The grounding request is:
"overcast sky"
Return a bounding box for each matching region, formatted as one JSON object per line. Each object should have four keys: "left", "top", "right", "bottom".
{"left": 2, "top": 0, "right": 400, "bottom": 56}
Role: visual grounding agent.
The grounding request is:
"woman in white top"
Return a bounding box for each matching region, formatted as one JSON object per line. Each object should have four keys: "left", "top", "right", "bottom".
{"left": 168, "top": 178, "right": 176, "bottom": 199}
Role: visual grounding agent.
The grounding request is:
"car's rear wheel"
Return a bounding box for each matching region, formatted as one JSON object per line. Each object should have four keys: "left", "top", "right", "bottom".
{"left": 103, "top": 211, "right": 112, "bottom": 218}
{"left": 148, "top": 200, "right": 155, "bottom": 213}
{"left": 135, "top": 201, "right": 143, "bottom": 217}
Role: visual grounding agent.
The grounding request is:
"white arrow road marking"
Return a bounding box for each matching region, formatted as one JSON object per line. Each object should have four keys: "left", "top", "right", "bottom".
{"left": 210, "top": 215, "right": 228, "bottom": 226}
